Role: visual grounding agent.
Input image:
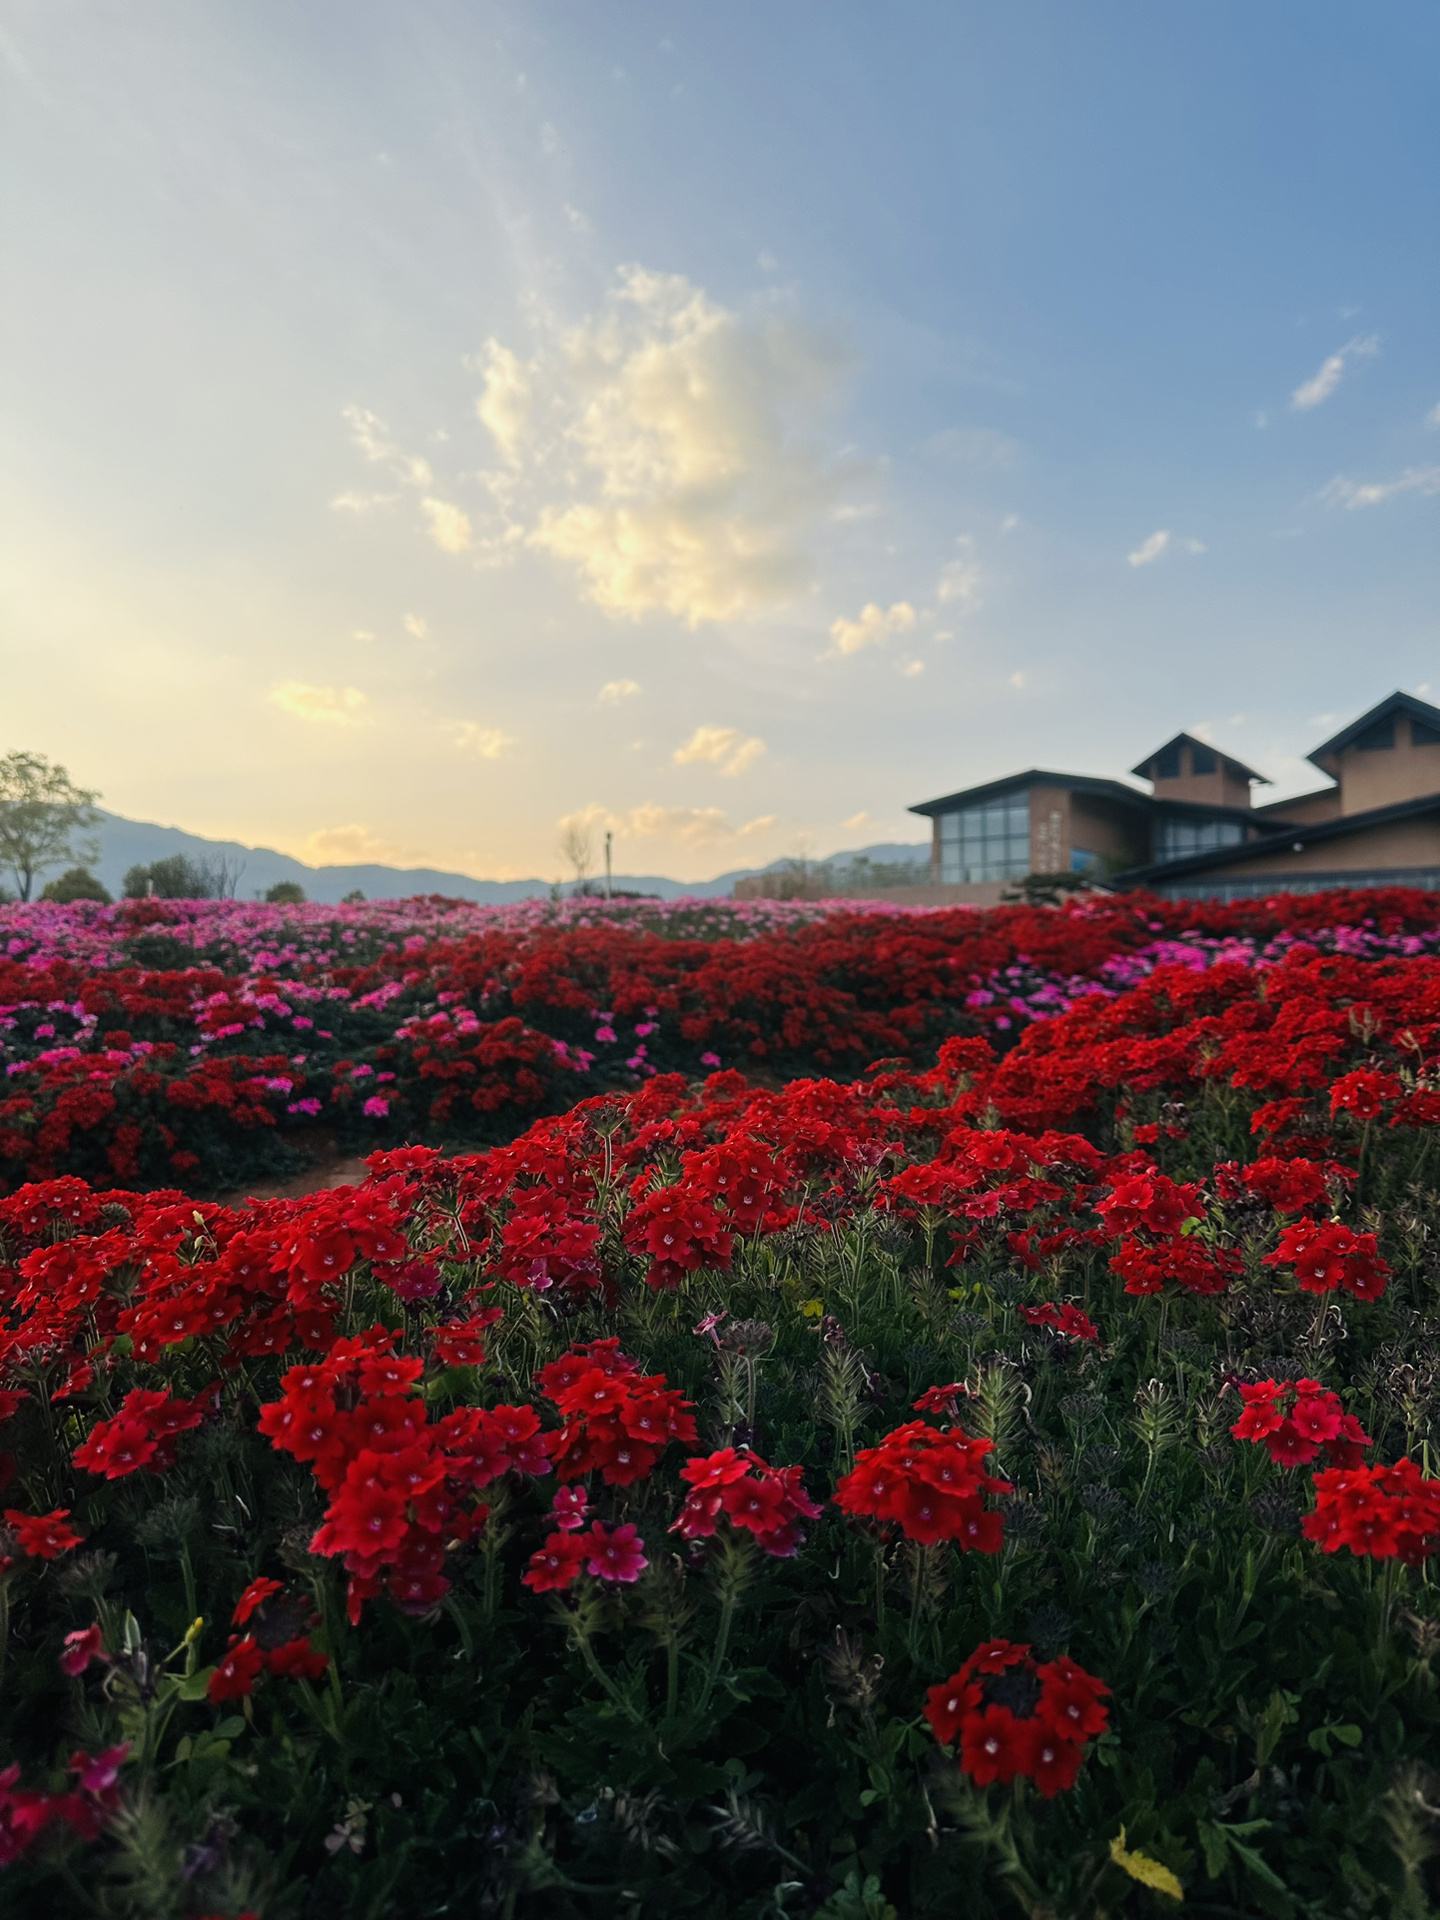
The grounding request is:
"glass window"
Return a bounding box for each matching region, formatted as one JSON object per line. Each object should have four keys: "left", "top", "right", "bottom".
{"left": 1153, "top": 745, "right": 1181, "bottom": 780}
{"left": 1411, "top": 716, "right": 1440, "bottom": 746}
{"left": 1157, "top": 816, "right": 1244, "bottom": 860}
{"left": 1071, "top": 848, "right": 1100, "bottom": 874}
{"left": 1353, "top": 718, "right": 1394, "bottom": 751}
{"left": 1190, "top": 745, "right": 1216, "bottom": 776}
{"left": 936, "top": 794, "right": 1031, "bottom": 883}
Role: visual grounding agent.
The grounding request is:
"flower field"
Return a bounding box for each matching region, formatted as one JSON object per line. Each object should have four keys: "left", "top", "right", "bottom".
{"left": 1, "top": 889, "right": 1440, "bottom": 1915}
{"left": 5, "top": 889, "right": 1440, "bottom": 1196}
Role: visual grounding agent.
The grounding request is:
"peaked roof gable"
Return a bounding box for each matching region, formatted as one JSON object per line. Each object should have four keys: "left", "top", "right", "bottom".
{"left": 1130, "top": 732, "right": 1269, "bottom": 785}
{"left": 1308, "top": 690, "right": 1440, "bottom": 769}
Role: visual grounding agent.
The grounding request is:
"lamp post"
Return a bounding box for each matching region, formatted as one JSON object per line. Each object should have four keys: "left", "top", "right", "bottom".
{"left": 604, "top": 830, "right": 613, "bottom": 900}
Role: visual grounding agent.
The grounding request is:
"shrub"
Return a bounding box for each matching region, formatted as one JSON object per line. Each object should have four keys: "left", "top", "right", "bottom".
{"left": 39, "top": 869, "right": 111, "bottom": 905}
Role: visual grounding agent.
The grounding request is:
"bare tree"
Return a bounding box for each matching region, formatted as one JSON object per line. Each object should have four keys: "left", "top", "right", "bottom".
{"left": 558, "top": 818, "right": 597, "bottom": 895}
{"left": 0, "top": 752, "right": 101, "bottom": 901}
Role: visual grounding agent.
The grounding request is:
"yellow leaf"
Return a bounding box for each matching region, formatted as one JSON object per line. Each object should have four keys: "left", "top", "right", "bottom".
{"left": 800, "top": 1298, "right": 825, "bottom": 1318}
{"left": 1110, "top": 1827, "right": 1184, "bottom": 1901}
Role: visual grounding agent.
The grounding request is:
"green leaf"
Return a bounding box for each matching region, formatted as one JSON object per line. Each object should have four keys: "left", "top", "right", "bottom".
{"left": 174, "top": 1666, "right": 216, "bottom": 1701}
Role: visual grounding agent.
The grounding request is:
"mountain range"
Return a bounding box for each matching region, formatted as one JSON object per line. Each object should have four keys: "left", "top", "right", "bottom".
{"left": 81, "top": 811, "right": 929, "bottom": 905}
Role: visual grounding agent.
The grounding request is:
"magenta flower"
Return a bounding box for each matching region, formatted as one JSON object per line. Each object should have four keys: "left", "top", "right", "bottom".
{"left": 59, "top": 1624, "right": 106, "bottom": 1677}
{"left": 362, "top": 1095, "right": 389, "bottom": 1118}
{"left": 582, "top": 1522, "right": 648, "bottom": 1583}
{"left": 70, "top": 1744, "right": 129, "bottom": 1793}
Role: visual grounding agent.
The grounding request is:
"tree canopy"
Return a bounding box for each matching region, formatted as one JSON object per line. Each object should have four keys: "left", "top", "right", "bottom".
{"left": 0, "top": 751, "right": 101, "bottom": 901}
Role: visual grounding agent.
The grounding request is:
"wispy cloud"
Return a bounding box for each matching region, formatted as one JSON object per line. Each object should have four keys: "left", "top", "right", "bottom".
{"left": 1128, "top": 530, "right": 1170, "bottom": 568}
{"left": 672, "top": 724, "right": 767, "bottom": 776}
{"left": 937, "top": 538, "right": 984, "bottom": 610}
{"left": 1320, "top": 465, "right": 1440, "bottom": 509}
{"left": 829, "top": 601, "right": 916, "bottom": 656}
{"left": 302, "top": 823, "right": 412, "bottom": 864}
{"left": 1127, "top": 530, "right": 1205, "bottom": 568}
{"left": 1290, "top": 335, "right": 1379, "bottom": 412}
{"left": 559, "top": 800, "right": 774, "bottom": 849}
{"left": 449, "top": 721, "right": 514, "bottom": 759}
{"left": 597, "top": 678, "right": 642, "bottom": 704}
{"left": 403, "top": 613, "right": 427, "bottom": 638}
{"left": 342, "top": 404, "right": 433, "bottom": 486}
{"left": 422, "top": 499, "right": 472, "bottom": 553}
{"left": 269, "top": 682, "right": 370, "bottom": 727}
{"left": 475, "top": 341, "right": 531, "bottom": 464}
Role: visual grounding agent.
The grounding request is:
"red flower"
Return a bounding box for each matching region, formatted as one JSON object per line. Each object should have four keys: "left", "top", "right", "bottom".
{"left": 3, "top": 1508, "right": 83, "bottom": 1559}
{"left": 960, "top": 1704, "right": 1031, "bottom": 1786}
{"left": 208, "top": 1635, "right": 267, "bottom": 1702}
{"left": 522, "top": 1531, "right": 588, "bottom": 1591}
{"left": 266, "top": 1636, "right": 330, "bottom": 1682}
{"left": 231, "top": 1576, "right": 284, "bottom": 1625}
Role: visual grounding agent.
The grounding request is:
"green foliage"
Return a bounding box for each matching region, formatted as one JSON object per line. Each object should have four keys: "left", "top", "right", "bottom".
{"left": 264, "top": 881, "right": 307, "bottom": 905}
{"left": 0, "top": 751, "right": 100, "bottom": 901}
{"left": 40, "top": 867, "right": 113, "bottom": 904}
{"left": 123, "top": 856, "right": 216, "bottom": 900}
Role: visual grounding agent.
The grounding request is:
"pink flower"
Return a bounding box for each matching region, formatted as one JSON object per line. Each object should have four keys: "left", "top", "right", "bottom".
{"left": 362, "top": 1096, "right": 390, "bottom": 1118}
{"left": 59, "top": 1624, "right": 106, "bottom": 1677}
{"left": 700, "top": 1052, "right": 722, "bottom": 1067}
{"left": 582, "top": 1521, "right": 648, "bottom": 1583}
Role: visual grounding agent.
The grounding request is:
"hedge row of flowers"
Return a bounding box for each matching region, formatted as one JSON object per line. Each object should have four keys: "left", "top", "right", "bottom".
{"left": 1, "top": 925, "right": 1439, "bottom": 1913}
{"left": 6, "top": 888, "right": 1440, "bottom": 1196}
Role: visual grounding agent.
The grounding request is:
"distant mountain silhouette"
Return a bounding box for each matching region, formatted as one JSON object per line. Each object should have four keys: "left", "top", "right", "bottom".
{"left": 87, "top": 811, "right": 929, "bottom": 905}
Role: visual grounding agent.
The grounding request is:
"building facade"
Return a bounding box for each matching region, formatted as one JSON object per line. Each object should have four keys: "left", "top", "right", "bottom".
{"left": 909, "top": 691, "right": 1440, "bottom": 902}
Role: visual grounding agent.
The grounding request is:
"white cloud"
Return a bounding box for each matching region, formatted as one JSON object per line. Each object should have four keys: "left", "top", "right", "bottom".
{"left": 422, "top": 498, "right": 473, "bottom": 553}
{"left": 999, "top": 514, "right": 1020, "bottom": 534}
{"left": 1428, "top": 401, "right": 1440, "bottom": 429}
{"left": 937, "top": 539, "right": 984, "bottom": 610}
{"left": 330, "top": 489, "right": 399, "bottom": 514}
{"left": 1290, "top": 335, "right": 1379, "bottom": 411}
{"left": 843, "top": 811, "right": 871, "bottom": 830}
{"left": 269, "top": 682, "right": 370, "bottom": 727}
{"left": 1320, "top": 465, "right": 1440, "bottom": 509}
{"left": 900, "top": 660, "right": 925, "bottom": 678}
{"left": 1128, "top": 530, "right": 1169, "bottom": 568}
{"left": 559, "top": 800, "right": 774, "bottom": 849}
{"left": 342, "top": 404, "right": 433, "bottom": 486}
{"left": 449, "top": 721, "right": 515, "bottom": 759}
{"left": 302, "top": 823, "right": 410, "bottom": 864}
{"left": 476, "top": 341, "right": 532, "bottom": 464}
{"left": 672, "top": 724, "right": 767, "bottom": 776}
{"left": 403, "top": 613, "right": 427, "bottom": 638}
{"left": 598, "top": 678, "right": 642, "bottom": 704}
{"left": 487, "top": 266, "right": 851, "bottom": 626}
{"left": 563, "top": 203, "right": 591, "bottom": 233}
{"left": 829, "top": 600, "right": 916, "bottom": 656}
{"left": 1009, "top": 670, "right": 1028, "bottom": 690}
{"left": 1255, "top": 410, "right": 1269, "bottom": 429}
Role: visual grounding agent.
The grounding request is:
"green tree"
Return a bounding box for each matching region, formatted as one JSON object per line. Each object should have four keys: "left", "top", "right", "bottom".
{"left": 123, "top": 855, "right": 216, "bottom": 900}
{"left": 0, "top": 751, "right": 101, "bottom": 901}
{"left": 264, "top": 880, "right": 307, "bottom": 905}
{"left": 41, "top": 866, "right": 113, "bottom": 904}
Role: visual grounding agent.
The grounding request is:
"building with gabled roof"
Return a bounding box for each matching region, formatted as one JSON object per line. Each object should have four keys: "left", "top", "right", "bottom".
{"left": 908, "top": 690, "right": 1440, "bottom": 902}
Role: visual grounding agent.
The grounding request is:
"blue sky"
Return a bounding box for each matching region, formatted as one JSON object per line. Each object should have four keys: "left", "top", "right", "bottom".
{"left": 1, "top": 1, "right": 1436, "bottom": 879}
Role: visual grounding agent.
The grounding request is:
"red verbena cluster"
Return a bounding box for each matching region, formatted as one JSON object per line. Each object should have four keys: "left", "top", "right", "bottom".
{"left": 925, "top": 1639, "right": 1110, "bottom": 1797}
{"left": 259, "top": 1328, "right": 549, "bottom": 1621}
{"left": 671, "top": 1448, "right": 822, "bottom": 1558}
{"left": 207, "top": 1578, "right": 330, "bottom": 1702}
{"left": 1230, "top": 1378, "right": 1372, "bottom": 1468}
{"left": 834, "top": 1420, "right": 1009, "bottom": 1549}
{"left": 1303, "top": 1460, "right": 1440, "bottom": 1565}
{"left": 0, "top": 1507, "right": 84, "bottom": 1567}
{"left": 1097, "top": 1171, "right": 1239, "bottom": 1297}
{"left": 72, "top": 1388, "right": 213, "bottom": 1479}
{"left": 1262, "top": 1219, "right": 1390, "bottom": 1301}
{"left": 1018, "top": 1302, "right": 1098, "bottom": 1341}
{"left": 537, "top": 1339, "right": 697, "bottom": 1486}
